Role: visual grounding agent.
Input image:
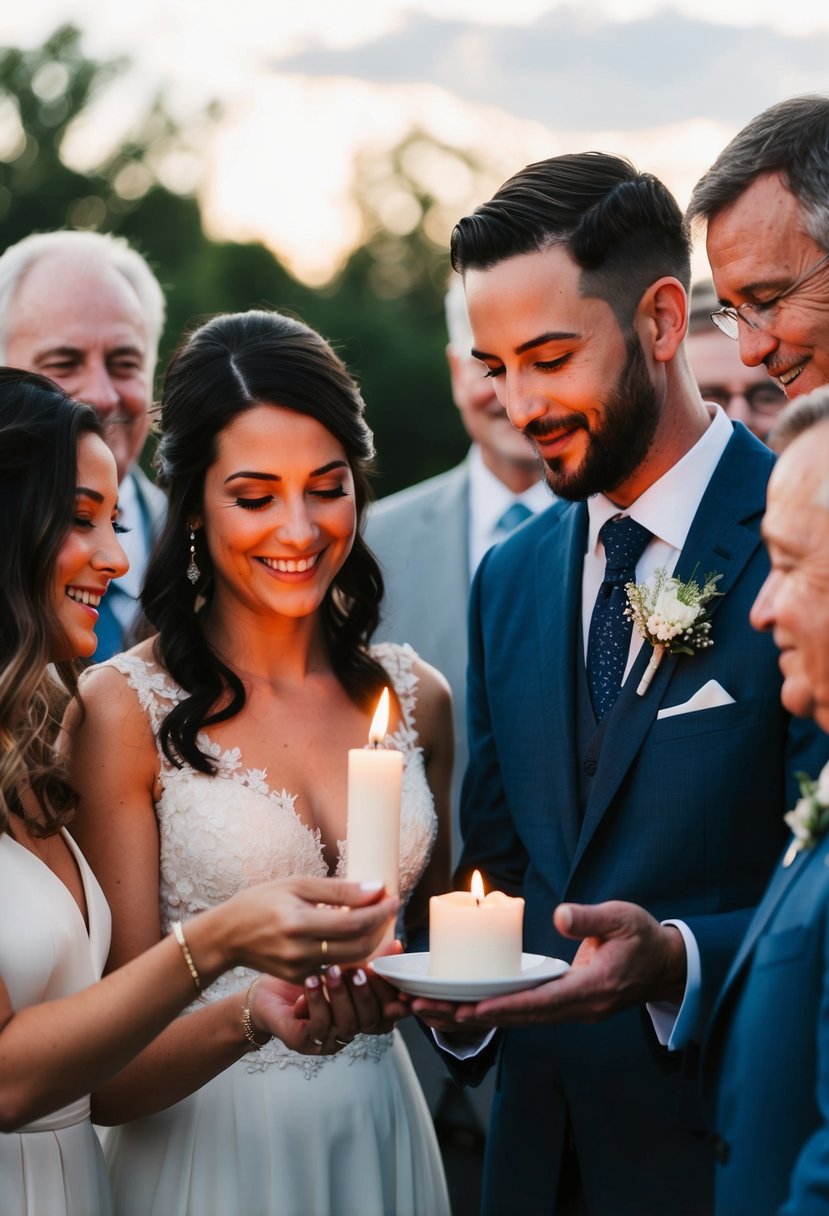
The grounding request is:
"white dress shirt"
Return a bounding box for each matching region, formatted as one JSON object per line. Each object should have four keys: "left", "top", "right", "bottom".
{"left": 581, "top": 404, "right": 732, "bottom": 675}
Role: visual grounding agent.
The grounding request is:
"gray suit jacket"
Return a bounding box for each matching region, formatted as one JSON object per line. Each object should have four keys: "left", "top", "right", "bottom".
{"left": 366, "top": 456, "right": 471, "bottom": 863}
{"left": 132, "top": 464, "right": 167, "bottom": 540}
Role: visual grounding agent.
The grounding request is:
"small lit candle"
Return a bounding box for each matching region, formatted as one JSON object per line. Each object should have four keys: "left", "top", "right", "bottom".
{"left": 346, "top": 688, "right": 403, "bottom": 894}
{"left": 429, "top": 870, "right": 524, "bottom": 978}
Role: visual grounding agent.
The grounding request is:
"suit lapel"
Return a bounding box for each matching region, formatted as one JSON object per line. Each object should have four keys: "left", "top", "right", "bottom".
{"left": 714, "top": 841, "right": 811, "bottom": 1015}
{"left": 570, "top": 426, "right": 770, "bottom": 874}
{"left": 536, "top": 501, "right": 586, "bottom": 861}
{"left": 701, "top": 839, "right": 814, "bottom": 1115}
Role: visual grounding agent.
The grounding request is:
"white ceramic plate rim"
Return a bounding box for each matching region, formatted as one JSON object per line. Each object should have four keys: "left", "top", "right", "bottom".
{"left": 370, "top": 951, "right": 570, "bottom": 1001}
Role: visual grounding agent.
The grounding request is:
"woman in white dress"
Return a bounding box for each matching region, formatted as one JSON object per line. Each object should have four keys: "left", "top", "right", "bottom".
{"left": 69, "top": 310, "right": 453, "bottom": 1216}
{"left": 0, "top": 370, "right": 400, "bottom": 1216}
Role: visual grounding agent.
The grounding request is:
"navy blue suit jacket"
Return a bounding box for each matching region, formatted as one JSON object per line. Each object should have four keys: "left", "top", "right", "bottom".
{"left": 702, "top": 801, "right": 829, "bottom": 1215}
{"left": 456, "top": 424, "right": 829, "bottom": 1215}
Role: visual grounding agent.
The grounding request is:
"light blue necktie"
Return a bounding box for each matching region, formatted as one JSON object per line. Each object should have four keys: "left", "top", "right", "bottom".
{"left": 586, "top": 515, "right": 652, "bottom": 721}
{"left": 496, "top": 501, "right": 533, "bottom": 534}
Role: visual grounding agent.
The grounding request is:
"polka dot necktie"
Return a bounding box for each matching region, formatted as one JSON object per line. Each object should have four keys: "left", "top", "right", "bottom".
{"left": 586, "top": 515, "right": 653, "bottom": 721}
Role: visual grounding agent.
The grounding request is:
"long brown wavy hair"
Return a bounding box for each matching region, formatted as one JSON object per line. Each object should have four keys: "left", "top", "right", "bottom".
{"left": 0, "top": 368, "right": 104, "bottom": 838}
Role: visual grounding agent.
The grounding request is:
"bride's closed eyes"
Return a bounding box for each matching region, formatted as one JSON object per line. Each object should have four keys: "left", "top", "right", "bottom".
{"left": 234, "top": 484, "right": 348, "bottom": 510}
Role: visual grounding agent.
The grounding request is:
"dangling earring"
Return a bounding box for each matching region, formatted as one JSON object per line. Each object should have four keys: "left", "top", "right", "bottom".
{"left": 186, "top": 529, "right": 200, "bottom": 585}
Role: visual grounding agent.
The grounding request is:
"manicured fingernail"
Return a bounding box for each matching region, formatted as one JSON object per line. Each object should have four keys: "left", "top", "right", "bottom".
{"left": 353, "top": 968, "right": 367, "bottom": 986}
{"left": 359, "top": 881, "right": 383, "bottom": 892}
{"left": 327, "top": 965, "right": 341, "bottom": 982}
{"left": 306, "top": 974, "right": 320, "bottom": 990}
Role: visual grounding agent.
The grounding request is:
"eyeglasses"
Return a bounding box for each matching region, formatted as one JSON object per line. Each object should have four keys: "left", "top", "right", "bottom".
{"left": 710, "top": 249, "right": 829, "bottom": 340}
{"left": 698, "top": 383, "right": 786, "bottom": 416}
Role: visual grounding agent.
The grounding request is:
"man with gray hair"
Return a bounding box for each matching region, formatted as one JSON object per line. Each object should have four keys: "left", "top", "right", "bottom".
{"left": 0, "top": 229, "right": 167, "bottom": 658}
{"left": 687, "top": 94, "right": 829, "bottom": 401}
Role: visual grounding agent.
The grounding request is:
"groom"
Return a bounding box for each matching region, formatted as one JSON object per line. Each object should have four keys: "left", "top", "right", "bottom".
{"left": 428, "top": 153, "right": 829, "bottom": 1215}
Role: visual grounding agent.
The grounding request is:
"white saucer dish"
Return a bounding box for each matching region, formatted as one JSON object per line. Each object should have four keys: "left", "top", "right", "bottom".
{"left": 370, "top": 951, "right": 570, "bottom": 1001}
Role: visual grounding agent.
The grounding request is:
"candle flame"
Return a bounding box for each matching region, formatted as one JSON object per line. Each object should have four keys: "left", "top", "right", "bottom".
{"left": 368, "top": 687, "right": 390, "bottom": 745}
{"left": 471, "top": 870, "right": 485, "bottom": 903}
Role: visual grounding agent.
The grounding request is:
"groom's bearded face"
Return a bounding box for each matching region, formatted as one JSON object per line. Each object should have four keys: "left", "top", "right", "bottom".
{"left": 525, "top": 334, "right": 662, "bottom": 502}
{"left": 465, "top": 247, "right": 667, "bottom": 507}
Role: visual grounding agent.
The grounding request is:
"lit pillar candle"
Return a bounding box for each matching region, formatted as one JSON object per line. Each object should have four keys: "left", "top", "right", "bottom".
{"left": 346, "top": 688, "right": 403, "bottom": 894}
{"left": 429, "top": 870, "right": 524, "bottom": 978}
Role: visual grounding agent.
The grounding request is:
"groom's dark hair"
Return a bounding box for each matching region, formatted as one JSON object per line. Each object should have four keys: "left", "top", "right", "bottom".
{"left": 450, "top": 151, "right": 691, "bottom": 326}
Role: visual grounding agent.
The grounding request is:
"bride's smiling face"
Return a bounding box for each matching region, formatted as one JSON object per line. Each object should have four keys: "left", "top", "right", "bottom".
{"left": 197, "top": 403, "right": 357, "bottom": 622}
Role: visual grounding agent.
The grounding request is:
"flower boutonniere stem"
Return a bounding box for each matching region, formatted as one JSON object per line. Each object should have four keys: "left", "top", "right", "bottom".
{"left": 782, "top": 766, "right": 829, "bottom": 865}
{"left": 624, "top": 566, "right": 723, "bottom": 698}
{"left": 637, "top": 645, "right": 665, "bottom": 696}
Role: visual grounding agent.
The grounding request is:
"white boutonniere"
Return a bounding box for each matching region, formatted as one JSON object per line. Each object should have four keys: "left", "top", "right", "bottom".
{"left": 624, "top": 566, "right": 723, "bottom": 696}
{"left": 782, "top": 765, "right": 829, "bottom": 866}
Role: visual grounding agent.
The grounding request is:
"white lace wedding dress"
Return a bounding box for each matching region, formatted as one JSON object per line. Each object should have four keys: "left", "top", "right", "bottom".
{"left": 0, "top": 830, "right": 113, "bottom": 1216}
{"left": 102, "top": 642, "right": 450, "bottom": 1216}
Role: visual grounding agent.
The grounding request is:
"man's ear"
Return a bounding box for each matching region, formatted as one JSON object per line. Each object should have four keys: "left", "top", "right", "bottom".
{"left": 636, "top": 277, "right": 687, "bottom": 364}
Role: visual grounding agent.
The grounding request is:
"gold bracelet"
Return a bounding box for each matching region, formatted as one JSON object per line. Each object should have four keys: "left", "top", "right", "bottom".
{"left": 171, "top": 921, "right": 201, "bottom": 992}
{"left": 242, "top": 979, "right": 272, "bottom": 1051}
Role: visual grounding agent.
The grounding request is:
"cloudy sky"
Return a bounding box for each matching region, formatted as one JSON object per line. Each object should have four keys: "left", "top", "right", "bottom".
{"left": 5, "top": 0, "right": 829, "bottom": 281}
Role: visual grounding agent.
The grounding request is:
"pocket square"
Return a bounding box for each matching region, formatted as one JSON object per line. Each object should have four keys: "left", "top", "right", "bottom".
{"left": 656, "top": 679, "right": 735, "bottom": 720}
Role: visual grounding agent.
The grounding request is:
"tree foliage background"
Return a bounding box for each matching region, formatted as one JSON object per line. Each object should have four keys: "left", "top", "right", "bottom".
{"left": 0, "top": 25, "right": 488, "bottom": 495}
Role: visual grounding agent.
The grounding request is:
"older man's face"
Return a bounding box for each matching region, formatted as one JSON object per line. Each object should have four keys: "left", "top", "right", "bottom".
{"left": 5, "top": 252, "right": 152, "bottom": 485}
{"left": 750, "top": 421, "right": 829, "bottom": 732}
{"left": 706, "top": 172, "right": 829, "bottom": 400}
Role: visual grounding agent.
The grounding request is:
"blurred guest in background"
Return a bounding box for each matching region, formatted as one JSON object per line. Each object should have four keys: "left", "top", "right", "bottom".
{"left": 367, "top": 275, "right": 549, "bottom": 861}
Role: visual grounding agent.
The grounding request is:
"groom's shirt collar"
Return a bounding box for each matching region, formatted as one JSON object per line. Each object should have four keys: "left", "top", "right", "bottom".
{"left": 581, "top": 404, "right": 733, "bottom": 667}
{"left": 585, "top": 404, "right": 732, "bottom": 557}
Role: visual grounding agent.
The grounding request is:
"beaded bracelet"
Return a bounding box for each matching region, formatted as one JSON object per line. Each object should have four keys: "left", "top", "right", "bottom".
{"left": 171, "top": 921, "right": 201, "bottom": 992}
{"left": 242, "top": 978, "right": 272, "bottom": 1050}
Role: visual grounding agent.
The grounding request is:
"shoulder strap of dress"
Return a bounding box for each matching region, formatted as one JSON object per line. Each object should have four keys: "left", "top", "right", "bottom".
{"left": 370, "top": 641, "right": 419, "bottom": 733}
{"left": 105, "top": 653, "right": 184, "bottom": 740}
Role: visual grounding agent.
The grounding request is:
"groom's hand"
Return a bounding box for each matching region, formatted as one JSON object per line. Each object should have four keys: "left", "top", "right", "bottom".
{"left": 412, "top": 901, "right": 687, "bottom": 1028}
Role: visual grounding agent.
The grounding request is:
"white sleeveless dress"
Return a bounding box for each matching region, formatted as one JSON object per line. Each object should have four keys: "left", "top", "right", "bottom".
{"left": 102, "top": 642, "right": 450, "bottom": 1216}
{"left": 0, "top": 830, "right": 113, "bottom": 1216}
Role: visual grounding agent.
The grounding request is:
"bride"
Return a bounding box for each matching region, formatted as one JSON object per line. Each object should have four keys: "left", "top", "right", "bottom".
{"left": 68, "top": 310, "right": 453, "bottom": 1215}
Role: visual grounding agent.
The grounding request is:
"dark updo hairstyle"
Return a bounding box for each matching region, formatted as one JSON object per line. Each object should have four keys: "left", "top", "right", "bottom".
{"left": 0, "top": 367, "right": 104, "bottom": 836}
{"left": 142, "top": 309, "right": 386, "bottom": 773}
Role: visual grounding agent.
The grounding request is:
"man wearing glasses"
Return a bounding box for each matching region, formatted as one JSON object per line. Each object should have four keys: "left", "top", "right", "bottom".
{"left": 687, "top": 94, "right": 829, "bottom": 401}
{"left": 685, "top": 280, "right": 786, "bottom": 444}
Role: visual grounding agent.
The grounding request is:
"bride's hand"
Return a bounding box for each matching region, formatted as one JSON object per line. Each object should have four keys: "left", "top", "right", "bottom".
{"left": 250, "top": 976, "right": 339, "bottom": 1056}
{"left": 321, "top": 940, "right": 410, "bottom": 1039}
{"left": 290, "top": 941, "right": 409, "bottom": 1043}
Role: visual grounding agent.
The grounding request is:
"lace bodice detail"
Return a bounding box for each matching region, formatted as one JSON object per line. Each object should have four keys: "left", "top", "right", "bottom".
{"left": 107, "top": 643, "right": 437, "bottom": 1075}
